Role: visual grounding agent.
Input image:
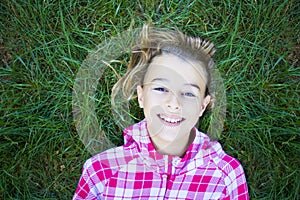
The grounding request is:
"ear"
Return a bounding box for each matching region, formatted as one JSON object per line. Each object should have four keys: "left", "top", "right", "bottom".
{"left": 199, "top": 95, "right": 211, "bottom": 117}
{"left": 136, "top": 85, "right": 144, "bottom": 108}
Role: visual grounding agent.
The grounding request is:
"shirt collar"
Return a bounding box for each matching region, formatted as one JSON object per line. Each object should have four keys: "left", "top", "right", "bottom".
{"left": 123, "top": 119, "right": 213, "bottom": 172}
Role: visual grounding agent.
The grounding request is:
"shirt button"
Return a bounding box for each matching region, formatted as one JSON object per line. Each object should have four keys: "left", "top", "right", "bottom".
{"left": 162, "top": 174, "right": 168, "bottom": 178}
{"left": 172, "top": 158, "right": 180, "bottom": 166}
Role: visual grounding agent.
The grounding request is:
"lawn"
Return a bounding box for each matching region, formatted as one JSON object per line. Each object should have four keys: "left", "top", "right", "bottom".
{"left": 1, "top": 0, "right": 299, "bottom": 199}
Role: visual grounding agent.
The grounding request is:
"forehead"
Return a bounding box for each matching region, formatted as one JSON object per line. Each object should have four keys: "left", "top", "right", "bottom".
{"left": 144, "top": 53, "right": 208, "bottom": 87}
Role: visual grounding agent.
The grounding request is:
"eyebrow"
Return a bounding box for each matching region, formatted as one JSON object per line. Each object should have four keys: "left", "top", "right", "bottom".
{"left": 184, "top": 83, "right": 200, "bottom": 91}
{"left": 151, "top": 78, "right": 169, "bottom": 82}
{"left": 151, "top": 78, "right": 200, "bottom": 91}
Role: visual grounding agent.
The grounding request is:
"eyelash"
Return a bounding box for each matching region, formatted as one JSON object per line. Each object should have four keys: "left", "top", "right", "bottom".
{"left": 154, "top": 87, "right": 168, "bottom": 92}
{"left": 153, "top": 87, "right": 196, "bottom": 97}
{"left": 183, "top": 92, "right": 196, "bottom": 97}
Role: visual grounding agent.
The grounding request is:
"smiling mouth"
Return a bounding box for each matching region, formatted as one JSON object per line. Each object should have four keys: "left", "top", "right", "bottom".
{"left": 157, "top": 114, "right": 185, "bottom": 127}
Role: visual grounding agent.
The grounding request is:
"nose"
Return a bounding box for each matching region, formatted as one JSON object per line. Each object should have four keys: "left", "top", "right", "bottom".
{"left": 166, "top": 93, "right": 180, "bottom": 111}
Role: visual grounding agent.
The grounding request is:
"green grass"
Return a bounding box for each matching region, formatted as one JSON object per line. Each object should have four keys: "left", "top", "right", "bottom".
{"left": 1, "top": 0, "right": 299, "bottom": 199}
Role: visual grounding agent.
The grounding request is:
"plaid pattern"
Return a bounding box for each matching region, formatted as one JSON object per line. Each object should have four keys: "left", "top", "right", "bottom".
{"left": 73, "top": 120, "right": 249, "bottom": 199}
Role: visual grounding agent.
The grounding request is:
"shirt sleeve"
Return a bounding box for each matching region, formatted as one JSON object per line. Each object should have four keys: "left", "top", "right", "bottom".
{"left": 72, "top": 159, "right": 103, "bottom": 200}
{"left": 222, "top": 156, "right": 249, "bottom": 200}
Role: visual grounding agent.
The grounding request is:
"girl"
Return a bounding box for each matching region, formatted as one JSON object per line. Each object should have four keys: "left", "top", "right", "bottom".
{"left": 73, "top": 25, "right": 249, "bottom": 199}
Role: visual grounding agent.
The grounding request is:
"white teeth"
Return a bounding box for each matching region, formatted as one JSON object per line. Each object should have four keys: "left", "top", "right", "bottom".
{"left": 160, "top": 115, "right": 182, "bottom": 123}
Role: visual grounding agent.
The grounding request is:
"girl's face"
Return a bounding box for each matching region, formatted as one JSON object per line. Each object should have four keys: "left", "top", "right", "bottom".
{"left": 137, "top": 53, "right": 210, "bottom": 147}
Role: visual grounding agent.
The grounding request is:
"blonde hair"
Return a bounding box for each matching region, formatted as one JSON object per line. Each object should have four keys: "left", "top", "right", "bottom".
{"left": 111, "top": 24, "right": 216, "bottom": 110}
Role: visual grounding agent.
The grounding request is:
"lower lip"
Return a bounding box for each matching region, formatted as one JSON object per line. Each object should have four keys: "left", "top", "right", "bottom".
{"left": 157, "top": 115, "right": 184, "bottom": 127}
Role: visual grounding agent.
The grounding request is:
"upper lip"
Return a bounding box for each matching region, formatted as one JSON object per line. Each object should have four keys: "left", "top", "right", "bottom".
{"left": 158, "top": 113, "right": 185, "bottom": 123}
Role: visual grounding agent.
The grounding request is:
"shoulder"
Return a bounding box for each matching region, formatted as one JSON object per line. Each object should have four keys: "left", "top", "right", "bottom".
{"left": 192, "top": 131, "right": 246, "bottom": 180}
{"left": 82, "top": 144, "right": 139, "bottom": 181}
{"left": 207, "top": 142, "right": 249, "bottom": 198}
{"left": 200, "top": 141, "right": 247, "bottom": 188}
{"left": 208, "top": 142, "right": 244, "bottom": 175}
{"left": 74, "top": 146, "right": 130, "bottom": 199}
{"left": 73, "top": 123, "right": 142, "bottom": 199}
{"left": 81, "top": 121, "right": 145, "bottom": 180}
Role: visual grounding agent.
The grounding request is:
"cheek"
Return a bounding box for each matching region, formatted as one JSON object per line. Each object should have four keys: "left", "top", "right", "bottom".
{"left": 144, "top": 93, "right": 166, "bottom": 106}
{"left": 182, "top": 99, "right": 203, "bottom": 115}
{"left": 142, "top": 94, "right": 164, "bottom": 114}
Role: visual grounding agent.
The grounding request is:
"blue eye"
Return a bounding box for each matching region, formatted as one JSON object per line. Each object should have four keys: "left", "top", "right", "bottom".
{"left": 154, "top": 87, "right": 168, "bottom": 92}
{"left": 183, "top": 92, "right": 196, "bottom": 97}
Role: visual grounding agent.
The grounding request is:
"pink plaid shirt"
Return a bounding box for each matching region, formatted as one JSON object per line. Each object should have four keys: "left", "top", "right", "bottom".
{"left": 73, "top": 120, "right": 249, "bottom": 199}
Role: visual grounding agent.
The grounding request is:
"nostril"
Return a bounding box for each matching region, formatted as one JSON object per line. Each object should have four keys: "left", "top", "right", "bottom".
{"left": 167, "top": 104, "right": 180, "bottom": 110}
